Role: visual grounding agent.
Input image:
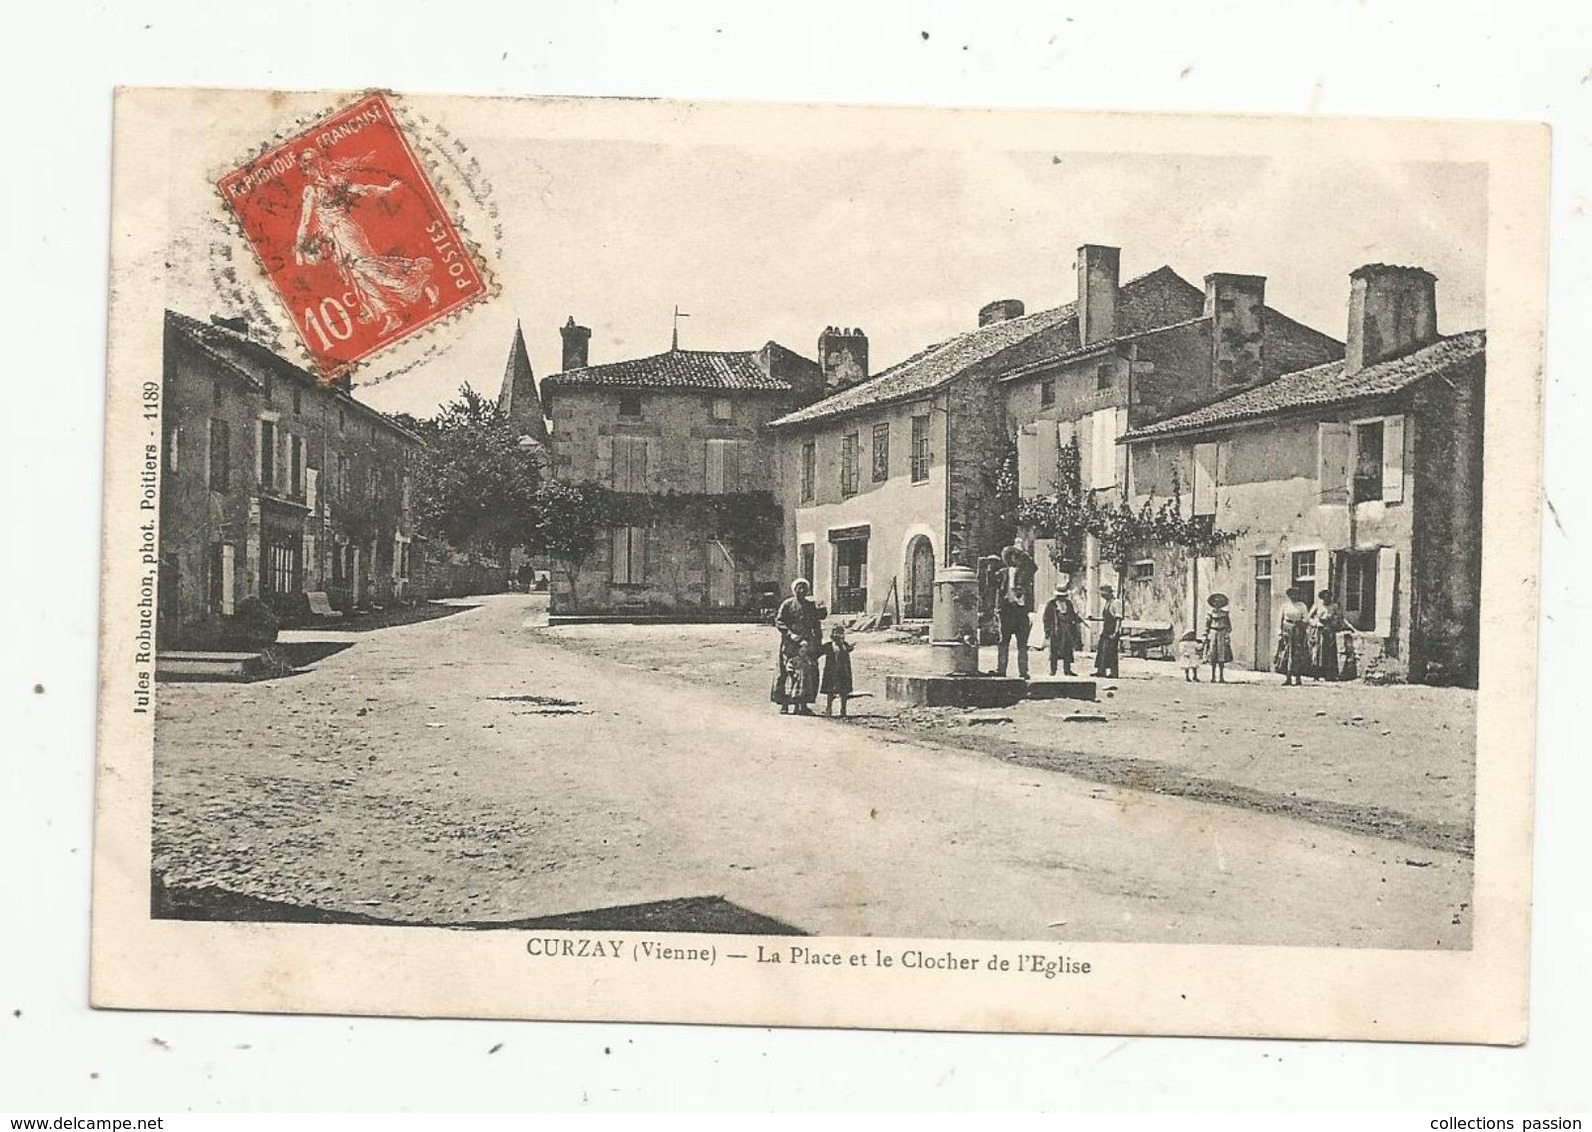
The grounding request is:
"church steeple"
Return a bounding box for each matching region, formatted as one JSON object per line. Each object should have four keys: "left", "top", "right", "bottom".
{"left": 497, "top": 321, "right": 550, "bottom": 446}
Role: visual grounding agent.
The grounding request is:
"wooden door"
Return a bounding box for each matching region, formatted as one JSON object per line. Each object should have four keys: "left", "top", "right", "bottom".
{"left": 1253, "top": 554, "right": 1273, "bottom": 671}
{"left": 706, "top": 541, "right": 736, "bottom": 607}
{"left": 905, "top": 537, "right": 935, "bottom": 619}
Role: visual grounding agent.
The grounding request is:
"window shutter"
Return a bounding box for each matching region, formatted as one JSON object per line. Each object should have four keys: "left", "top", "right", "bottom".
{"left": 726, "top": 440, "right": 742, "bottom": 493}
{"left": 220, "top": 544, "right": 236, "bottom": 616}
{"left": 1317, "top": 423, "right": 1352, "bottom": 505}
{"left": 644, "top": 438, "right": 661, "bottom": 491}
{"left": 1375, "top": 547, "right": 1398, "bottom": 637}
{"left": 706, "top": 439, "right": 726, "bottom": 494}
{"left": 689, "top": 437, "right": 708, "bottom": 490}
{"left": 1114, "top": 408, "right": 1129, "bottom": 489}
{"left": 631, "top": 527, "right": 648, "bottom": 582}
{"left": 1381, "top": 414, "right": 1406, "bottom": 504}
{"left": 611, "top": 528, "right": 629, "bottom": 583}
{"left": 596, "top": 435, "right": 614, "bottom": 488}
{"left": 1192, "top": 441, "right": 1219, "bottom": 516}
{"left": 1035, "top": 421, "right": 1060, "bottom": 493}
{"left": 1016, "top": 425, "right": 1039, "bottom": 498}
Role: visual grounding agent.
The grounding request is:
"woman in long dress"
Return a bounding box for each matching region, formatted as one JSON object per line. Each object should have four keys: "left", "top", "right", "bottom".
{"left": 772, "top": 578, "right": 825, "bottom": 715}
{"left": 1307, "top": 588, "right": 1344, "bottom": 680}
{"left": 293, "top": 150, "right": 439, "bottom": 337}
{"left": 1278, "top": 586, "right": 1312, "bottom": 686}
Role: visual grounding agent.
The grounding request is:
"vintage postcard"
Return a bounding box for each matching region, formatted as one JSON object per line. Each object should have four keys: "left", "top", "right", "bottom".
{"left": 93, "top": 88, "right": 1547, "bottom": 1041}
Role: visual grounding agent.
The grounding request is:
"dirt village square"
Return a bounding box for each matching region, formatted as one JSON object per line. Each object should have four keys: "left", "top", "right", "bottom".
{"left": 152, "top": 589, "right": 1474, "bottom": 946}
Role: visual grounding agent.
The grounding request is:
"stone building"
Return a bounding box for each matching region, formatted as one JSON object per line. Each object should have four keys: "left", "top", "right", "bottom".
{"left": 1000, "top": 245, "right": 1343, "bottom": 623}
{"left": 1118, "top": 265, "right": 1484, "bottom": 685}
{"left": 766, "top": 245, "right": 1340, "bottom": 623}
{"left": 158, "top": 310, "right": 426, "bottom": 639}
{"left": 539, "top": 318, "right": 824, "bottom": 615}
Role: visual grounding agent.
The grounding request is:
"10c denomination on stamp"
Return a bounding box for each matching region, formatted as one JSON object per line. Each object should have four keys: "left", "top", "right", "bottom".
{"left": 217, "top": 92, "right": 488, "bottom": 378}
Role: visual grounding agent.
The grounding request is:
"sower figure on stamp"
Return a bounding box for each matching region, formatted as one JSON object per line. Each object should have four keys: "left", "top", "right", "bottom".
{"left": 293, "top": 149, "right": 440, "bottom": 337}
{"left": 1040, "top": 582, "right": 1083, "bottom": 676}
{"left": 995, "top": 542, "right": 1038, "bottom": 679}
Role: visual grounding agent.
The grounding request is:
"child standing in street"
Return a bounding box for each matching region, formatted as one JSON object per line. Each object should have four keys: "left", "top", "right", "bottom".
{"left": 1177, "top": 630, "right": 1204, "bottom": 681}
{"left": 820, "top": 626, "right": 855, "bottom": 717}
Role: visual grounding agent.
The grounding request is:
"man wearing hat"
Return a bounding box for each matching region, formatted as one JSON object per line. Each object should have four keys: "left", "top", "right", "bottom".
{"left": 994, "top": 541, "right": 1038, "bottom": 679}
{"left": 1040, "top": 581, "right": 1084, "bottom": 677}
{"left": 1092, "top": 584, "right": 1122, "bottom": 678}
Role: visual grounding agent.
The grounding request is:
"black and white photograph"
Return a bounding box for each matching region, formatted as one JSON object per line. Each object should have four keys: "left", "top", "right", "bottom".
{"left": 86, "top": 87, "right": 1546, "bottom": 1042}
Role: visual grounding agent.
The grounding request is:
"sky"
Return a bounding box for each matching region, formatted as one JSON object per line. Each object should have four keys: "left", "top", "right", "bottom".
{"left": 168, "top": 111, "right": 1489, "bottom": 419}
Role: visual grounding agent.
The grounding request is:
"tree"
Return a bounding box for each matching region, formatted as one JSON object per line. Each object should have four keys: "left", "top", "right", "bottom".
{"left": 411, "top": 385, "right": 541, "bottom": 558}
{"left": 529, "top": 478, "right": 618, "bottom": 593}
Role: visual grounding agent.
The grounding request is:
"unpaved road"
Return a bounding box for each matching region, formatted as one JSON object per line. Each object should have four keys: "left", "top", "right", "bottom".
{"left": 154, "top": 594, "right": 1471, "bottom": 946}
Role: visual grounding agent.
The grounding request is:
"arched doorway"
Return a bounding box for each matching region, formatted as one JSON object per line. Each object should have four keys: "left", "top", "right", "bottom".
{"left": 904, "top": 535, "right": 935, "bottom": 620}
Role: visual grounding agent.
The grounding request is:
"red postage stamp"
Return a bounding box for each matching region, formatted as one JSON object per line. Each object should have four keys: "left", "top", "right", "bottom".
{"left": 217, "top": 92, "right": 488, "bottom": 378}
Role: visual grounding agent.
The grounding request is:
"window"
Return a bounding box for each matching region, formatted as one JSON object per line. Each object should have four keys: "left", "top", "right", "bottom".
{"left": 609, "top": 436, "right": 649, "bottom": 492}
{"left": 798, "top": 543, "right": 816, "bottom": 587}
{"left": 1291, "top": 549, "right": 1318, "bottom": 596}
{"left": 840, "top": 432, "right": 860, "bottom": 497}
{"left": 1341, "top": 550, "right": 1378, "bottom": 632}
{"left": 710, "top": 396, "right": 733, "bottom": 421}
{"left": 263, "top": 373, "right": 273, "bottom": 403}
{"left": 611, "top": 527, "right": 646, "bottom": 584}
{"left": 800, "top": 441, "right": 816, "bottom": 503}
{"left": 1097, "top": 363, "right": 1113, "bottom": 392}
{"left": 213, "top": 381, "right": 224, "bottom": 408}
{"left": 259, "top": 419, "right": 277, "bottom": 492}
{"left": 288, "top": 434, "right": 304, "bottom": 497}
{"left": 1323, "top": 415, "right": 1405, "bottom": 506}
{"left": 832, "top": 535, "right": 869, "bottom": 613}
{"left": 618, "top": 393, "right": 643, "bottom": 419}
{"left": 293, "top": 386, "right": 302, "bottom": 415}
{"left": 1254, "top": 554, "right": 1272, "bottom": 581}
{"left": 338, "top": 408, "right": 346, "bottom": 433}
{"left": 1129, "top": 559, "right": 1154, "bottom": 583}
{"left": 872, "top": 422, "right": 890, "bottom": 482}
{"left": 1039, "top": 380, "right": 1055, "bottom": 408}
{"left": 208, "top": 420, "right": 230, "bottom": 491}
{"left": 910, "top": 415, "right": 930, "bottom": 483}
{"left": 1353, "top": 420, "right": 1384, "bottom": 503}
{"left": 263, "top": 530, "right": 302, "bottom": 596}
{"left": 165, "top": 426, "right": 181, "bottom": 473}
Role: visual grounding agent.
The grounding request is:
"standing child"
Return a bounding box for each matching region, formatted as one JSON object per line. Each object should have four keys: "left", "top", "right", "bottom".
{"left": 820, "top": 626, "right": 855, "bottom": 717}
{"left": 1203, "top": 592, "right": 1234, "bottom": 683}
{"left": 1177, "top": 630, "right": 1204, "bottom": 681}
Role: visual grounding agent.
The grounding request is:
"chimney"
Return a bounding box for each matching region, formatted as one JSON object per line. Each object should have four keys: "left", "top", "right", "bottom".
{"left": 210, "top": 313, "right": 250, "bottom": 335}
{"left": 1204, "top": 273, "right": 1267, "bottom": 389}
{"left": 1345, "top": 265, "right": 1438, "bottom": 373}
{"left": 559, "top": 316, "right": 591, "bottom": 371}
{"left": 1076, "top": 244, "right": 1120, "bottom": 345}
{"left": 978, "top": 299, "right": 1026, "bottom": 327}
{"left": 819, "top": 326, "right": 869, "bottom": 391}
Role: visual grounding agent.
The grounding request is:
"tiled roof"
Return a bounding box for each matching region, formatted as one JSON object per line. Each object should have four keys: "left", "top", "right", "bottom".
{"left": 541, "top": 347, "right": 794, "bottom": 392}
{"left": 164, "top": 310, "right": 423, "bottom": 443}
{"left": 768, "top": 266, "right": 1202, "bottom": 429}
{"left": 1120, "top": 330, "right": 1485, "bottom": 441}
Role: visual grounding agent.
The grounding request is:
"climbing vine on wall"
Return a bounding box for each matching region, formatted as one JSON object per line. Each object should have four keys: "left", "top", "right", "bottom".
{"left": 1013, "top": 439, "right": 1241, "bottom": 582}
